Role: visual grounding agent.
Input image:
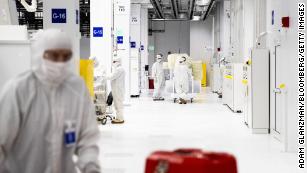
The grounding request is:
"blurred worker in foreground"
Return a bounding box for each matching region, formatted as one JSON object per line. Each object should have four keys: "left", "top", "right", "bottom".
{"left": 106, "top": 57, "right": 125, "bottom": 124}
{"left": 152, "top": 53, "right": 165, "bottom": 101}
{"left": 0, "top": 29, "right": 101, "bottom": 173}
{"left": 174, "top": 56, "right": 192, "bottom": 104}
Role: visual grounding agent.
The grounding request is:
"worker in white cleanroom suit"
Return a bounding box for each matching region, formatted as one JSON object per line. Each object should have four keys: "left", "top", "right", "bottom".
{"left": 152, "top": 54, "right": 165, "bottom": 101}
{"left": 0, "top": 29, "right": 101, "bottom": 173}
{"left": 90, "top": 56, "right": 105, "bottom": 89}
{"left": 106, "top": 57, "right": 125, "bottom": 124}
{"left": 174, "top": 56, "right": 192, "bottom": 104}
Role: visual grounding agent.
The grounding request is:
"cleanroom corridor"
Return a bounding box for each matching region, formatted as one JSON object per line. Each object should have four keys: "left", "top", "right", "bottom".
{"left": 98, "top": 90, "right": 296, "bottom": 173}
{"left": 0, "top": 0, "right": 306, "bottom": 172}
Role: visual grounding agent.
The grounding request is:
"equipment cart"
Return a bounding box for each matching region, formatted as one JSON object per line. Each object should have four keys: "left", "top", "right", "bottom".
{"left": 165, "top": 79, "right": 201, "bottom": 103}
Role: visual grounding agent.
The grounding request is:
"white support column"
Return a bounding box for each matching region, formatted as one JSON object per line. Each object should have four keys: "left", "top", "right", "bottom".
{"left": 130, "top": 3, "right": 141, "bottom": 96}
{"left": 114, "top": 0, "right": 131, "bottom": 100}
{"left": 254, "top": 0, "right": 267, "bottom": 48}
{"left": 43, "top": 0, "right": 80, "bottom": 72}
{"left": 222, "top": 0, "right": 231, "bottom": 60}
{"left": 0, "top": 0, "right": 12, "bottom": 25}
{"left": 90, "top": 0, "right": 113, "bottom": 75}
{"left": 140, "top": 7, "right": 149, "bottom": 90}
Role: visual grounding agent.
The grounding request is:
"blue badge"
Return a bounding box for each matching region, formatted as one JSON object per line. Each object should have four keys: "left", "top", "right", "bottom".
{"left": 117, "top": 36, "right": 124, "bottom": 44}
{"left": 52, "top": 9, "right": 67, "bottom": 23}
{"left": 64, "top": 121, "right": 76, "bottom": 147}
{"left": 93, "top": 27, "right": 103, "bottom": 37}
{"left": 65, "top": 131, "right": 76, "bottom": 146}
{"left": 130, "top": 41, "right": 136, "bottom": 48}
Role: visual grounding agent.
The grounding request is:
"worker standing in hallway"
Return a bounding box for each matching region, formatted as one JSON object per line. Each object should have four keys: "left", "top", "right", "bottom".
{"left": 174, "top": 56, "right": 192, "bottom": 104}
{"left": 152, "top": 53, "right": 165, "bottom": 101}
{"left": 0, "top": 29, "right": 101, "bottom": 173}
{"left": 90, "top": 56, "right": 105, "bottom": 85}
{"left": 106, "top": 57, "right": 126, "bottom": 124}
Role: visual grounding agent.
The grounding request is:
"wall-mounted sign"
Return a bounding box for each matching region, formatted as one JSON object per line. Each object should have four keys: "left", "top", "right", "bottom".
{"left": 131, "top": 16, "right": 139, "bottom": 25}
{"left": 117, "top": 36, "right": 124, "bottom": 44}
{"left": 130, "top": 41, "right": 136, "bottom": 48}
{"left": 52, "top": 9, "right": 66, "bottom": 23}
{"left": 118, "top": 6, "right": 126, "bottom": 12}
{"left": 115, "top": 2, "right": 129, "bottom": 15}
{"left": 93, "top": 27, "right": 103, "bottom": 37}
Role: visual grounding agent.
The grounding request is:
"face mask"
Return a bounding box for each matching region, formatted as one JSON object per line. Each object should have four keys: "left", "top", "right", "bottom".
{"left": 42, "top": 59, "right": 69, "bottom": 84}
{"left": 157, "top": 58, "right": 162, "bottom": 63}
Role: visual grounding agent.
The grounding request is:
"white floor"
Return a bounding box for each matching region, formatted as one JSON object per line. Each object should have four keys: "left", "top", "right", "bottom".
{"left": 98, "top": 88, "right": 297, "bottom": 173}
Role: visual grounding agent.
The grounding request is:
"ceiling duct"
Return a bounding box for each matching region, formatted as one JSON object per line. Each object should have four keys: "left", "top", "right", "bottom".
{"left": 201, "top": 0, "right": 215, "bottom": 20}
{"left": 188, "top": 0, "right": 196, "bottom": 20}
{"left": 149, "top": 0, "right": 165, "bottom": 18}
{"left": 170, "top": 0, "right": 178, "bottom": 19}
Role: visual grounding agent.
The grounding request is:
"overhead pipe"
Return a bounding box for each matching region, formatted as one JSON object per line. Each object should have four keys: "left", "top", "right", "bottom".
{"left": 149, "top": 0, "right": 164, "bottom": 19}
{"left": 170, "top": 0, "right": 178, "bottom": 19}
{"left": 201, "top": 0, "right": 215, "bottom": 21}
{"left": 154, "top": 0, "right": 165, "bottom": 18}
{"left": 188, "top": 0, "right": 196, "bottom": 20}
{"left": 19, "top": 0, "right": 37, "bottom": 12}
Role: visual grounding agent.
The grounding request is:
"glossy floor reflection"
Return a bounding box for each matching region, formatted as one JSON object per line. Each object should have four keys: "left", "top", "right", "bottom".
{"left": 98, "top": 88, "right": 297, "bottom": 173}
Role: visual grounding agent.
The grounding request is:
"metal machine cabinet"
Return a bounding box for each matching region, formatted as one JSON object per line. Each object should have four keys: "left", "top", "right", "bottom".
{"left": 130, "top": 48, "right": 140, "bottom": 97}
{"left": 222, "top": 63, "right": 244, "bottom": 112}
{"left": 250, "top": 48, "right": 270, "bottom": 134}
{"left": 211, "top": 64, "right": 221, "bottom": 93}
{"left": 243, "top": 65, "right": 252, "bottom": 127}
{"left": 222, "top": 65, "right": 233, "bottom": 105}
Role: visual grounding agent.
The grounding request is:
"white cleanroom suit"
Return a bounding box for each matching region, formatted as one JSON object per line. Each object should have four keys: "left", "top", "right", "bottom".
{"left": 106, "top": 57, "right": 126, "bottom": 123}
{"left": 152, "top": 54, "right": 165, "bottom": 100}
{"left": 0, "top": 29, "right": 101, "bottom": 173}
{"left": 90, "top": 56, "right": 105, "bottom": 89}
{"left": 174, "top": 57, "right": 192, "bottom": 100}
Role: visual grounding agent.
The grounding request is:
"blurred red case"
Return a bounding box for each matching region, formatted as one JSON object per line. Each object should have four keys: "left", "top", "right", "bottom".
{"left": 145, "top": 149, "right": 238, "bottom": 173}
{"left": 149, "top": 79, "right": 154, "bottom": 89}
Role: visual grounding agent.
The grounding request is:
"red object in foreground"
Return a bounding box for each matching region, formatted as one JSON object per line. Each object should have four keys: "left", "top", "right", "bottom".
{"left": 282, "top": 16, "right": 290, "bottom": 28}
{"left": 145, "top": 149, "right": 238, "bottom": 173}
{"left": 149, "top": 78, "right": 155, "bottom": 89}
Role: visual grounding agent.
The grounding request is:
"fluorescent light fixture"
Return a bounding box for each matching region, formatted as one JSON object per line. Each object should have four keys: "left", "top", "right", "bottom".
{"left": 192, "top": 16, "right": 201, "bottom": 20}
{"left": 196, "top": 0, "right": 211, "bottom": 6}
